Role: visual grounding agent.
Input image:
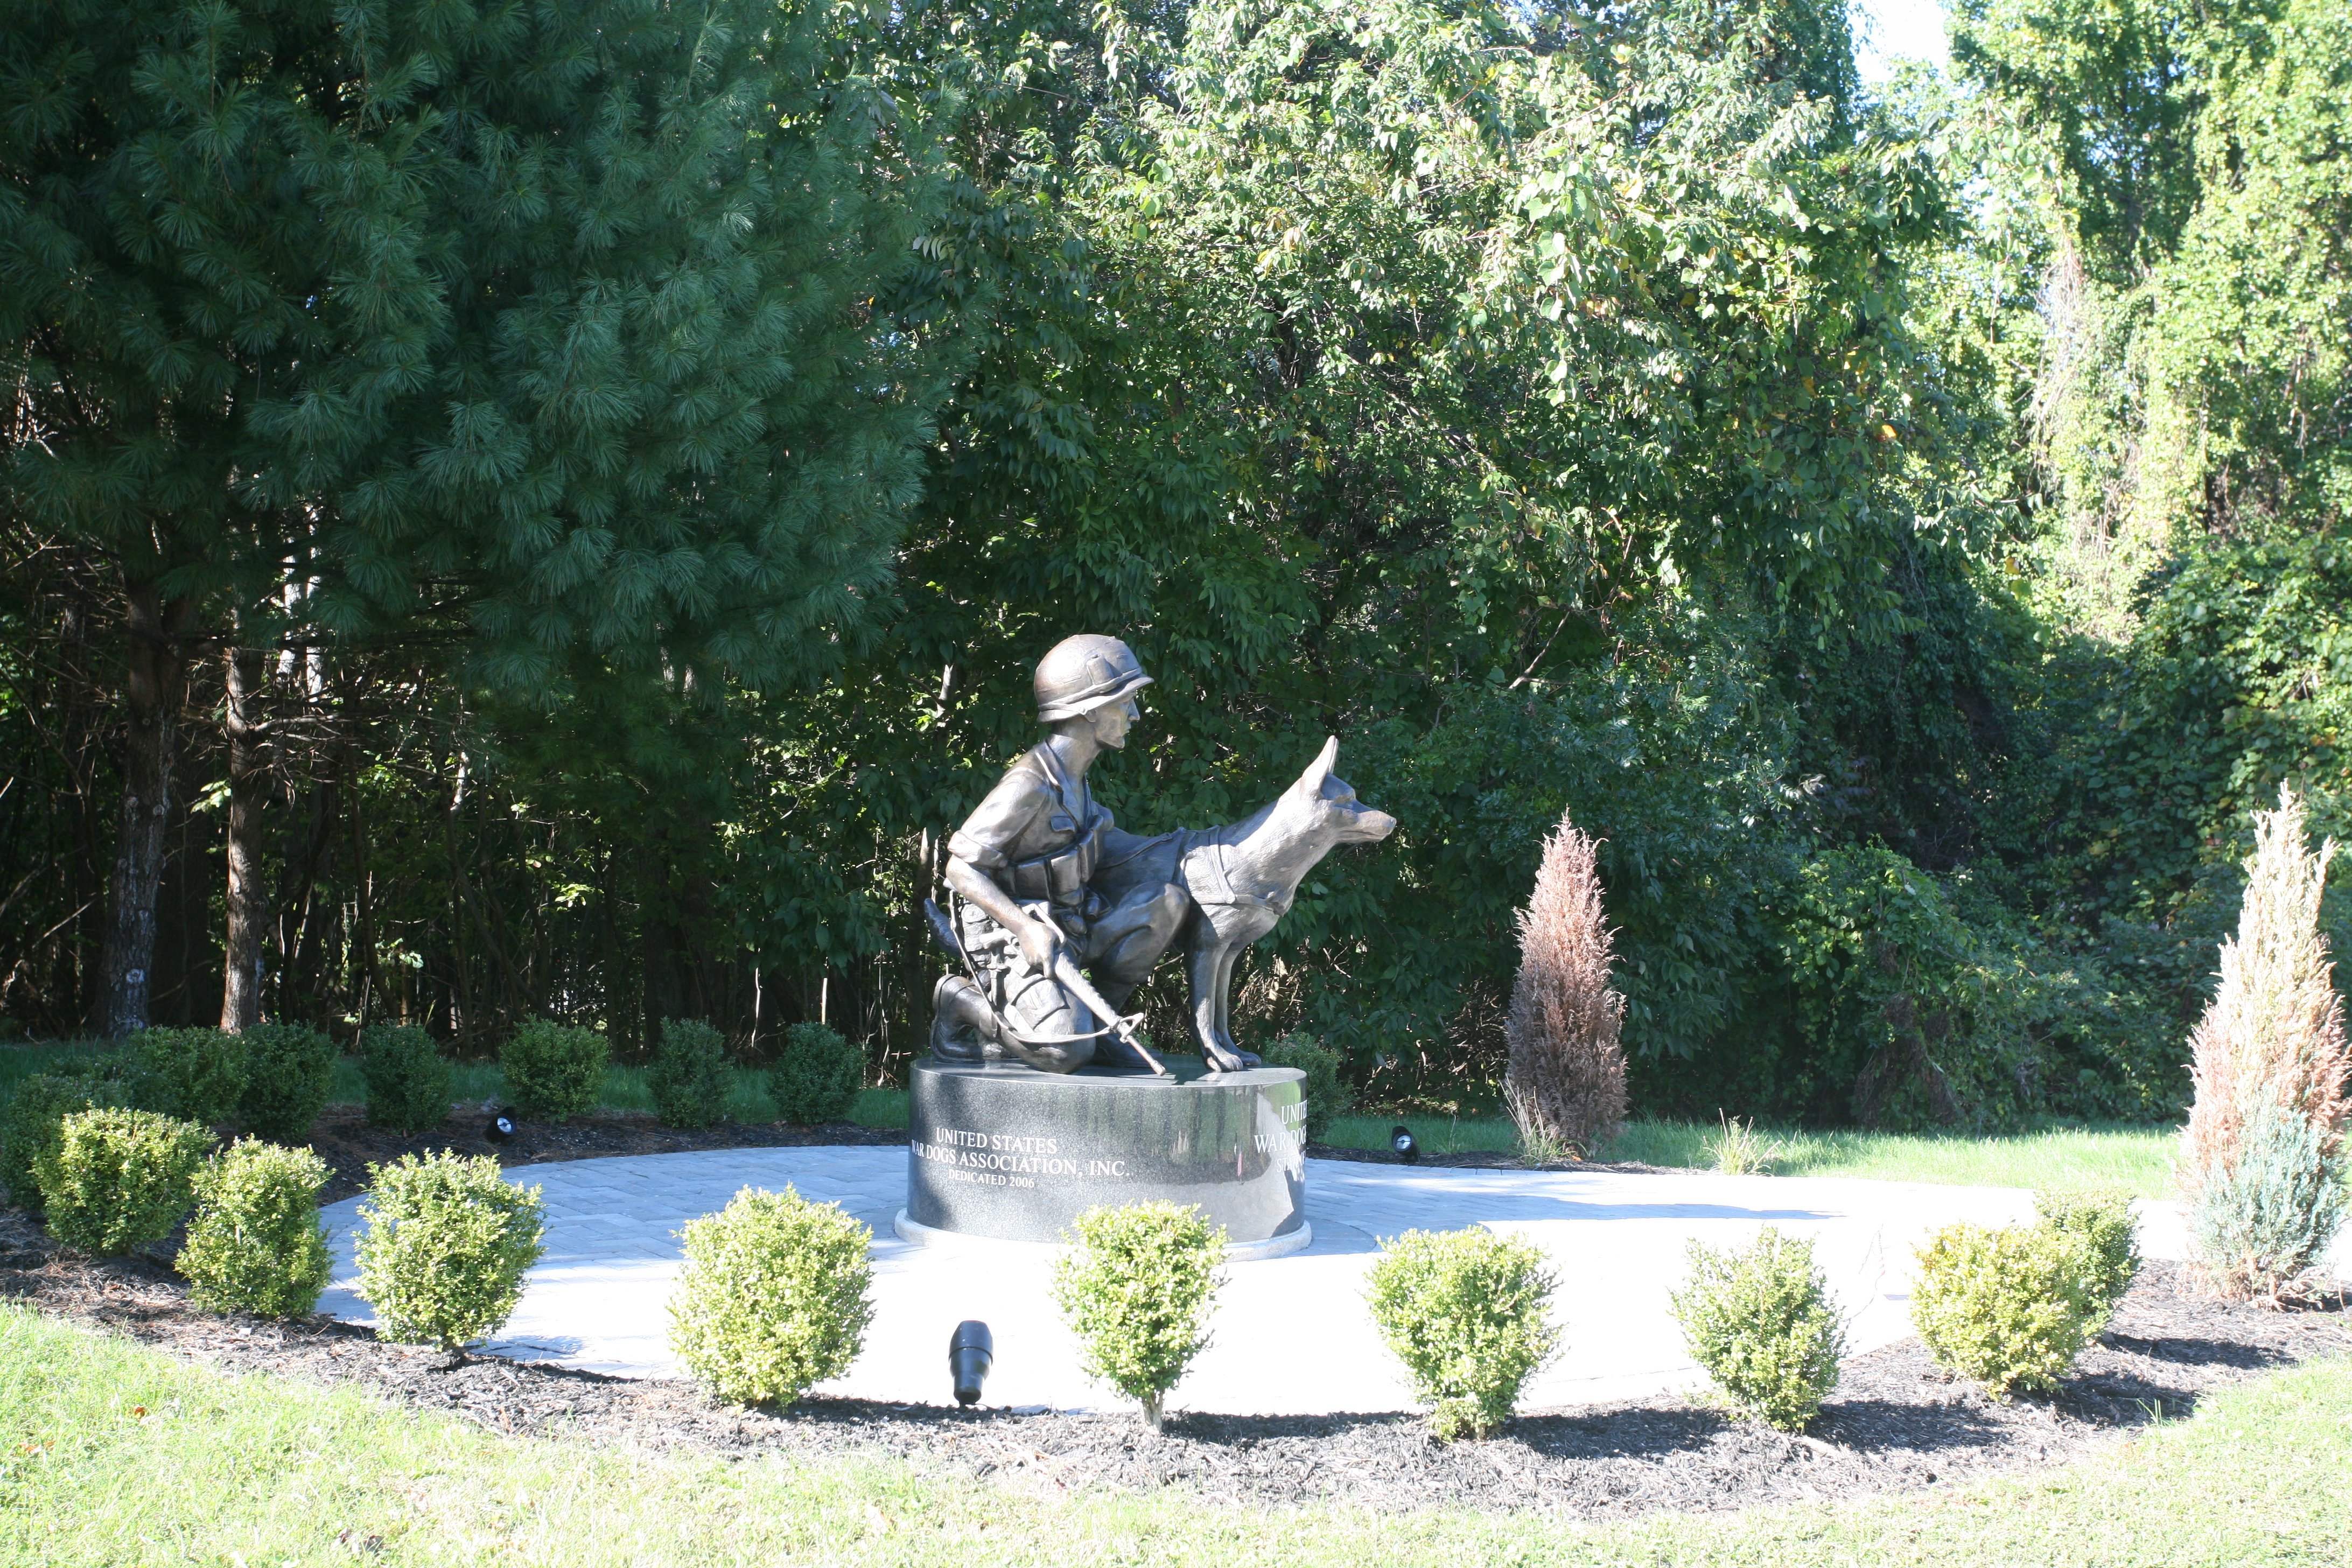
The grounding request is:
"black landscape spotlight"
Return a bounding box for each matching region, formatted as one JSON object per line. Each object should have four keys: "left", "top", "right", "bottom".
{"left": 485, "top": 1107, "right": 518, "bottom": 1143}
{"left": 949, "top": 1321, "right": 994, "bottom": 1407}
{"left": 1390, "top": 1124, "right": 1419, "bottom": 1163}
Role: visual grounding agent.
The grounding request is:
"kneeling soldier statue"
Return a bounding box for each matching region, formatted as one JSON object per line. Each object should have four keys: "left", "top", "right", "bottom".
{"left": 928, "top": 635, "right": 1191, "bottom": 1073}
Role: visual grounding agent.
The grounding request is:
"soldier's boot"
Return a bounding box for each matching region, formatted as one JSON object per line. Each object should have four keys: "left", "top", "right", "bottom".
{"left": 929, "top": 974, "right": 1009, "bottom": 1063}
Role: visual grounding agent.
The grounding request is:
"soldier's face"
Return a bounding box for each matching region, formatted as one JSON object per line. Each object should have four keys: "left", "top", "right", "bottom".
{"left": 1091, "top": 695, "right": 1140, "bottom": 748}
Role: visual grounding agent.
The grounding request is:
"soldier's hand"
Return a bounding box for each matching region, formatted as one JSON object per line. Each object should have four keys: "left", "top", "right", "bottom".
{"left": 1018, "top": 918, "right": 1065, "bottom": 973}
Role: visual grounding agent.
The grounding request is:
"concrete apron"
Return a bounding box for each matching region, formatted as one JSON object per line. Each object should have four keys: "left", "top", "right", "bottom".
{"left": 314, "top": 1149, "right": 2346, "bottom": 1418}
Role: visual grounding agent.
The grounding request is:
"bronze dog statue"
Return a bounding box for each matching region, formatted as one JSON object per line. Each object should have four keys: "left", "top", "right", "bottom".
{"left": 1095, "top": 737, "right": 1396, "bottom": 1072}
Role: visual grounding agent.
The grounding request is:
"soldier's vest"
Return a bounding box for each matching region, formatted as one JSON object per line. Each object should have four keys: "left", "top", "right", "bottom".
{"left": 1002, "top": 746, "right": 1107, "bottom": 911}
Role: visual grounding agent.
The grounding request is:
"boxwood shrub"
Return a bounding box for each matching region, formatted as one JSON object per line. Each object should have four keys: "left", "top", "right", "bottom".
{"left": 649, "top": 1019, "right": 732, "bottom": 1130}
{"left": 1910, "top": 1221, "right": 2101, "bottom": 1398}
{"left": 500, "top": 1019, "right": 609, "bottom": 1123}
{"left": 668, "top": 1186, "right": 874, "bottom": 1406}
{"left": 767, "top": 1023, "right": 862, "bottom": 1125}
{"left": 1365, "top": 1226, "right": 1558, "bottom": 1440}
{"left": 237, "top": 1022, "right": 338, "bottom": 1142}
{"left": 1669, "top": 1227, "right": 1846, "bottom": 1431}
{"left": 178, "top": 1138, "right": 333, "bottom": 1318}
{"left": 1053, "top": 1201, "right": 1224, "bottom": 1431}
{"left": 130, "top": 1027, "right": 245, "bottom": 1125}
{"left": 360, "top": 1024, "right": 453, "bottom": 1134}
{"left": 2036, "top": 1188, "right": 2141, "bottom": 1330}
{"left": 34, "top": 1107, "right": 213, "bottom": 1255}
{"left": 355, "top": 1151, "right": 544, "bottom": 1355}
{"left": 1, "top": 1069, "right": 129, "bottom": 1210}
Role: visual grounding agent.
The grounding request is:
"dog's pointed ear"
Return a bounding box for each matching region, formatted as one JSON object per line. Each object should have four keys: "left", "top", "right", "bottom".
{"left": 1298, "top": 735, "right": 1339, "bottom": 793}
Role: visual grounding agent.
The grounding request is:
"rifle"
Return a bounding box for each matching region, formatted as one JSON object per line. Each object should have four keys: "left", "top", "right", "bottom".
{"left": 920, "top": 897, "right": 1172, "bottom": 1077}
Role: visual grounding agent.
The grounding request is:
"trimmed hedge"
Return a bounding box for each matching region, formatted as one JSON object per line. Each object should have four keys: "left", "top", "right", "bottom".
{"left": 768, "top": 1023, "right": 862, "bottom": 1125}
{"left": 1670, "top": 1227, "right": 1845, "bottom": 1431}
{"left": 1, "top": 1070, "right": 129, "bottom": 1210}
{"left": 238, "top": 1023, "right": 338, "bottom": 1141}
{"left": 1365, "top": 1227, "right": 1558, "bottom": 1440}
{"left": 355, "top": 1152, "right": 544, "bottom": 1354}
{"left": 178, "top": 1139, "right": 333, "bottom": 1317}
{"left": 668, "top": 1186, "right": 873, "bottom": 1406}
{"left": 360, "top": 1025, "right": 453, "bottom": 1135}
{"left": 34, "top": 1108, "right": 212, "bottom": 1255}
{"left": 649, "top": 1019, "right": 732, "bottom": 1130}
{"left": 500, "top": 1020, "right": 608, "bottom": 1123}
{"left": 1053, "top": 1201, "right": 1225, "bottom": 1431}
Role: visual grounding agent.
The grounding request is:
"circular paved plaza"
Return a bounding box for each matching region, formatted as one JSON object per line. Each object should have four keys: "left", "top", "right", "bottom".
{"left": 315, "top": 1149, "right": 2320, "bottom": 1417}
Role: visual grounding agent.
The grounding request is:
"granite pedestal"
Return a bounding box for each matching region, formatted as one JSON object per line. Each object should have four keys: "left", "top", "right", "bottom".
{"left": 898, "top": 1055, "right": 1310, "bottom": 1258}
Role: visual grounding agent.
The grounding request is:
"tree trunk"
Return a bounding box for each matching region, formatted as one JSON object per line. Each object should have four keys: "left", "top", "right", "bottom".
{"left": 96, "top": 584, "right": 195, "bottom": 1037}
{"left": 220, "top": 645, "right": 271, "bottom": 1032}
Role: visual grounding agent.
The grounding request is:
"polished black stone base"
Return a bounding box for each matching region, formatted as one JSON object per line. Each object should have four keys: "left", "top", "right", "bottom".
{"left": 902, "top": 1055, "right": 1308, "bottom": 1254}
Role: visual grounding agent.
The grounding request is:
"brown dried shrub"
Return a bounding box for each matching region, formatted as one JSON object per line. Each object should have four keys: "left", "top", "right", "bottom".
{"left": 1504, "top": 813, "right": 1628, "bottom": 1156}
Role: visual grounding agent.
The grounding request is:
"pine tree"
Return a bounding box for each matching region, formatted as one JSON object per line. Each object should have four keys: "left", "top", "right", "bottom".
{"left": 1504, "top": 812, "right": 1629, "bottom": 1157}
{"left": 2180, "top": 785, "right": 2350, "bottom": 1298}
{"left": 1, "top": 0, "right": 950, "bottom": 1031}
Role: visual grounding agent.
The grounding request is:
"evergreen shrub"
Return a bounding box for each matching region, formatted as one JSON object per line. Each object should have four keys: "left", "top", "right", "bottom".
{"left": 768, "top": 1023, "right": 862, "bottom": 1125}
{"left": 2189, "top": 1100, "right": 2348, "bottom": 1300}
{"left": 355, "top": 1152, "right": 544, "bottom": 1354}
{"left": 34, "top": 1108, "right": 212, "bottom": 1255}
{"left": 1910, "top": 1222, "right": 2100, "bottom": 1398}
{"left": 1364, "top": 1226, "right": 1558, "bottom": 1440}
{"left": 360, "top": 1025, "right": 453, "bottom": 1134}
{"left": 1, "top": 1070, "right": 128, "bottom": 1209}
{"left": 500, "top": 1019, "right": 609, "bottom": 1122}
{"left": 1669, "top": 1228, "right": 1845, "bottom": 1431}
{"left": 177, "top": 1138, "right": 332, "bottom": 1317}
{"left": 1259, "top": 1034, "right": 1350, "bottom": 1142}
{"left": 2036, "top": 1188, "right": 2141, "bottom": 1328}
{"left": 1054, "top": 1201, "right": 1224, "bottom": 1431}
{"left": 668, "top": 1186, "right": 873, "bottom": 1406}
{"left": 649, "top": 1018, "right": 732, "bottom": 1129}
{"left": 130, "top": 1027, "right": 246, "bottom": 1125}
{"left": 237, "top": 1022, "right": 338, "bottom": 1141}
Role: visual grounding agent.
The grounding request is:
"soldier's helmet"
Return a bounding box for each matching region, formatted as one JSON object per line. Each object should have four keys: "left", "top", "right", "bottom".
{"left": 1034, "top": 634, "right": 1154, "bottom": 722}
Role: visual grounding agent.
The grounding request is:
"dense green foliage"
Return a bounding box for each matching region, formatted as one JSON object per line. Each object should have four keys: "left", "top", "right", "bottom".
{"left": 0, "top": 1069, "right": 129, "bottom": 1210}
{"left": 129, "top": 1029, "right": 243, "bottom": 1127}
{"left": 1364, "top": 1226, "right": 1560, "bottom": 1440}
{"left": 355, "top": 1153, "right": 545, "bottom": 1354}
{"left": 360, "top": 1025, "right": 454, "bottom": 1135}
{"left": 2036, "top": 1188, "right": 2143, "bottom": 1329}
{"left": 1670, "top": 1228, "right": 1846, "bottom": 1431}
{"left": 767, "top": 1024, "right": 863, "bottom": 1125}
{"left": 667, "top": 1186, "right": 874, "bottom": 1406}
{"left": 1, "top": 0, "right": 2344, "bottom": 1132}
{"left": 34, "top": 1108, "right": 211, "bottom": 1256}
{"left": 648, "top": 1020, "right": 734, "bottom": 1130}
{"left": 236, "top": 1024, "right": 337, "bottom": 1142}
{"left": 499, "top": 1021, "right": 610, "bottom": 1124}
{"left": 1053, "top": 1202, "right": 1225, "bottom": 1430}
{"left": 177, "top": 1139, "right": 333, "bottom": 1318}
{"left": 1910, "top": 1220, "right": 2103, "bottom": 1397}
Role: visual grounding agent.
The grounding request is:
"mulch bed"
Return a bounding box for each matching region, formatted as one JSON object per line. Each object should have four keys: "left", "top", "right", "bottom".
{"left": 298, "top": 1105, "right": 904, "bottom": 1205}
{"left": 3, "top": 1183, "right": 2343, "bottom": 1517}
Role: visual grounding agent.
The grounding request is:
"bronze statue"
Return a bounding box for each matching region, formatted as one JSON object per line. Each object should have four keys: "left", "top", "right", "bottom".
{"left": 928, "top": 635, "right": 1395, "bottom": 1075}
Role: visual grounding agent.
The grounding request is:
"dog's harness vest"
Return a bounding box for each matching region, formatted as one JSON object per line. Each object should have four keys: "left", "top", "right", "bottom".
{"left": 1180, "top": 831, "right": 1295, "bottom": 918}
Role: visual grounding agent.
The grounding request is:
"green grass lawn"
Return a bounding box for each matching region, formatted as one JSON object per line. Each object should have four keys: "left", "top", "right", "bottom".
{"left": 1316, "top": 1112, "right": 2182, "bottom": 1196}
{"left": 2, "top": 1304, "right": 2345, "bottom": 1566}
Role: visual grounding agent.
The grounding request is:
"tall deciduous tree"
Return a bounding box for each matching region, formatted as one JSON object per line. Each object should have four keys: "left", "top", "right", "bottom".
{"left": 0, "top": 0, "right": 953, "bottom": 1031}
